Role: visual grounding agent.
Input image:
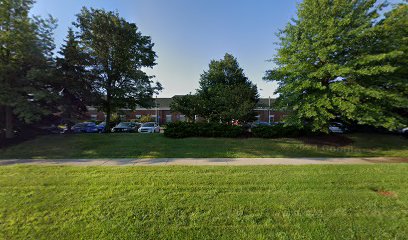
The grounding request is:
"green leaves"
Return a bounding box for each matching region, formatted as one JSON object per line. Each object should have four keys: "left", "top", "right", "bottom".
{"left": 73, "top": 7, "right": 162, "bottom": 128}
{"left": 171, "top": 53, "right": 259, "bottom": 123}
{"left": 265, "top": 0, "right": 408, "bottom": 132}
{"left": 0, "top": 0, "right": 57, "bottom": 136}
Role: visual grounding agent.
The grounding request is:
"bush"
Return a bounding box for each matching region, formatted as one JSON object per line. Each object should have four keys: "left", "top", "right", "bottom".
{"left": 140, "top": 115, "right": 154, "bottom": 123}
{"left": 251, "top": 124, "right": 312, "bottom": 138}
{"left": 164, "top": 122, "right": 246, "bottom": 138}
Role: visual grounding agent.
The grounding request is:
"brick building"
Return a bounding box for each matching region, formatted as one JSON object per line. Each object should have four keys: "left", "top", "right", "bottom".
{"left": 86, "top": 97, "right": 286, "bottom": 124}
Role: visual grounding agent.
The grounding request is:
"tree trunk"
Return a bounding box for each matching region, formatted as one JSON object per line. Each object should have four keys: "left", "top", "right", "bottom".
{"left": 105, "top": 105, "right": 111, "bottom": 133}
{"left": 5, "top": 106, "right": 14, "bottom": 139}
{"left": 104, "top": 89, "right": 112, "bottom": 133}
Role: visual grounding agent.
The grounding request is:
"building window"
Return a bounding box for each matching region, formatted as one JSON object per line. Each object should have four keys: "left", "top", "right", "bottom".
{"left": 255, "top": 115, "right": 260, "bottom": 122}
{"left": 179, "top": 115, "right": 186, "bottom": 122}
{"left": 90, "top": 114, "right": 97, "bottom": 121}
{"left": 152, "top": 115, "right": 157, "bottom": 122}
{"left": 135, "top": 114, "right": 141, "bottom": 119}
{"left": 166, "top": 115, "right": 172, "bottom": 123}
{"left": 269, "top": 115, "right": 275, "bottom": 123}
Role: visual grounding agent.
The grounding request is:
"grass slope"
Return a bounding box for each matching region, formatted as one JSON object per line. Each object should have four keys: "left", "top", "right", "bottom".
{"left": 0, "top": 133, "right": 407, "bottom": 159}
{"left": 1, "top": 165, "right": 407, "bottom": 239}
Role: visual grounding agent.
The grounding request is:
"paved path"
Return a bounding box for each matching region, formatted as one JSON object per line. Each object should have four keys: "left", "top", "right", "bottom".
{"left": 0, "top": 157, "right": 407, "bottom": 166}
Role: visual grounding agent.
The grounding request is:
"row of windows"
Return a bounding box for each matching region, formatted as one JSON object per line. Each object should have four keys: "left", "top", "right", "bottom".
{"left": 255, "top": 115, "right": 275, "bottom": 122}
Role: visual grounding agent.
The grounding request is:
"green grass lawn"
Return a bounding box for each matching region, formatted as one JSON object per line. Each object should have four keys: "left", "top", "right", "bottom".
{"left": 0, "top": 165, "right": 407, "bottom": 239}
{"left": 0, "top": 133, "right": 407, "bottom": 159}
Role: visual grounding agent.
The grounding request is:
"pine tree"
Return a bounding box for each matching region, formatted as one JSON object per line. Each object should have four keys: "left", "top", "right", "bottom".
{"left": 56, "top": 28, "right": 95, "bottom": 131}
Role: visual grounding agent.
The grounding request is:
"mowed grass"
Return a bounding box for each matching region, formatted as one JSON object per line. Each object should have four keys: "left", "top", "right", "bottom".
{"left": 0, "top": 165, "right": 407, "bottom": 239}
{"left": 0, "top": 133, "right": 407, "bottom": 159}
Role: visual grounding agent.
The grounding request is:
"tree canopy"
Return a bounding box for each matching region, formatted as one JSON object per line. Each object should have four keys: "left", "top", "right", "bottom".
{"left": 171, "top": 53, "right": 259, "bottom": 123}
{"left": 265, "top": 0, "right": 408, "bottom": 132}
{"left": 55, "top": 28, "right": 95, "bottom": 129}
{"left": 170, "top": 94, "right": 200, "bottom": 122}
{"left": 74, "top": 7, "right": 162, "bottom": 132}
{"left": 0, "top": 0, "right": 57, "bottom": 138}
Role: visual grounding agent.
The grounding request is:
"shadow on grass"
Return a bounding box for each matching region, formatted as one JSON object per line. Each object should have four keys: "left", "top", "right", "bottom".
{"left": 0, "top": 133, "right": 407, "bottom": 159}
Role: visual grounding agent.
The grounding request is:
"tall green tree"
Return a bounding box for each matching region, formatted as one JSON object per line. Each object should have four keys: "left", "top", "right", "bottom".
{"left": 170, "top": 94, "right": 201, "bottom": 122}
{"left": 197, "top": 53, "right": 259, "bottom": 123}
{"left": 0, "top": 0, "right": 57, "bottom": 138}
{"left": 74, "top": 7, "right": 162, "bottom": 132}
{"left": 56, "top": 28, "right": 95, "bottom": 131}
{"left": 265, "top": 0, "right": 408, "bottom": 132}
{"left": 369, "top": 3, "right": 408, "bottom": 120}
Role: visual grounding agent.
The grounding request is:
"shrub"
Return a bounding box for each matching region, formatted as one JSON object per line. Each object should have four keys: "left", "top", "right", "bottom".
{"left": 251, "top": 124, "right": 312, "bottom": 138}
{"left": 140, "top": 115, "right": 153, "bottom": 123}
{"left": 164, "top": 122, "right": 245, "bottom": 138}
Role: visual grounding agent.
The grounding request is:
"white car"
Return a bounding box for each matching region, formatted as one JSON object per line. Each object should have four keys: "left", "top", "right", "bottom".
{"left": 138, "top": 122, "right": 160, "bottom": 133}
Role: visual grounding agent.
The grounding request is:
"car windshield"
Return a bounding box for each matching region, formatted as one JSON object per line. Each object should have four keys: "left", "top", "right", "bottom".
{"left": 331, "top": 122, "right": 343, "bottom": 127}
{"left": 117, "top": 122, "right": 131, "bottom": 127}
{"left": 98, "top": 122, "right": 105, "bottom": 126}
{"left": 142, "top": 123, "right": 155, "bottom": 127}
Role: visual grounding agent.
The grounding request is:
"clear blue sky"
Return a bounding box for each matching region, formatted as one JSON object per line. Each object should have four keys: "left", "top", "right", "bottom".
{"left": 30, "top": 0, "right": 401, "bottom": 98}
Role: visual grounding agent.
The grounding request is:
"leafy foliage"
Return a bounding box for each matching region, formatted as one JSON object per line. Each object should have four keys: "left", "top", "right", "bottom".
{"left": 0, "top": 0, "right": 57, "bottom": 138}
{"left": 74, "top": 7, "right": 162, "bottom": 132}
{"left": 251, "top": 124, "right": 312, "bottom": 138}
{"left": 170, "top": 53, "right": 259, "bottom": 123}
{"left": 170, "top": 94, "right": 200, "bottom": 122}
{"left": 55, "top": 29, "right": 95, "bottom": 128}
{"left": 265, "top": 0, "right": 408, "bottom": 132}
{"left": 140, "top": 115, "right": 154, "bottom": 123}
{"left": 197, "top": 53, "right": 259, "bottom": 122}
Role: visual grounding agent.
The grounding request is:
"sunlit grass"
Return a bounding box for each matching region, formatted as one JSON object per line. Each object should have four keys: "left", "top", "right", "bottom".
{"left": 0, "top": 165, "right": 407, "bottom": 239}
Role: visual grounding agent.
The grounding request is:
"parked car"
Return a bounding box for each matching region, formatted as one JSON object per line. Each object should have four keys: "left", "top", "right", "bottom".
{"left": 71, "top": 122, "right": 98, "bottom": 133}
{"left": 329, "top": 122, "right": 348, "bottom": 133}
{"left": 138, "top": 122, "right": 160, "bottom": 133}
{"left": 399, "top": 127, "right": 408, "bottom": 137}
{"left": 111, "top": 122, "right": 140, "bottom": 133}
{"left": 96, "top": 122, "right": 106, "bottom": 133}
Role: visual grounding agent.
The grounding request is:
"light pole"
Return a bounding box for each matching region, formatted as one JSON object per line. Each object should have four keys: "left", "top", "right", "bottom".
{"left": 259, "top": 88, "right": 269, "bottom": 123}
{"left": 268, "top": 96, "right": 271, "bottom": 124}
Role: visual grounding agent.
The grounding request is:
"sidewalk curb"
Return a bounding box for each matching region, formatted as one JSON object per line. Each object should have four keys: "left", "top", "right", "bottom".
{"left": 0, "top": 157, "right": 407, "bottom": 166}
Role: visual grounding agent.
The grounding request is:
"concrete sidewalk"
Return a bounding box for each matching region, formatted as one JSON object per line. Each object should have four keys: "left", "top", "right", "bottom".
{"left": 0, "top": 157, "right": 407, "bottom": 166}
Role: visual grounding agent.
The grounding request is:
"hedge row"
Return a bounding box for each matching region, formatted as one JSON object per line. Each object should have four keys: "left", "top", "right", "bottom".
{"left": 164, "top": 122, "right": 312, "bottom": 138}
{"left": 251, "top": 124, "right": 312, "bottom": 138}
{"left": 164, "top": 122, "right": 245, "bottom": 138}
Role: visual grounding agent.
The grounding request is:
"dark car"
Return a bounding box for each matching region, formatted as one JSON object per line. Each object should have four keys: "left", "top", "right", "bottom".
{"left": 329, "top": 122, "right": 348, "bottom": 134}
{"left": 111, "top": 122, "right": 140, "bottom": 133}
{"left": 71, "top": 122, "right": 98, "bottom": 133}
{"left": 96, "top": 122, "right": 106, "bottom": 133}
